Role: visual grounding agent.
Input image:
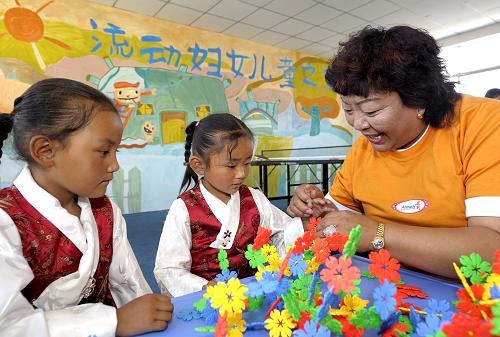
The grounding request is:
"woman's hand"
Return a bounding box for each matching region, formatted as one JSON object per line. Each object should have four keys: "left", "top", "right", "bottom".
{"left": 315, "top": 210, "right": 378, "bottom": 252}
{"left": 288, "top": 184, "right": 336, "bottom": 218}
{"left": 116, "top": 293, "right": 173, "bottom": 336}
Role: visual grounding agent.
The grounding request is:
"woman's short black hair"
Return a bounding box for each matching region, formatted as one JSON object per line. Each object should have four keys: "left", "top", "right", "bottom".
{"left": 325, "top": 25, "right": 460, "bottom": 128}
{"left": 485, "top": 88, "right": 500, "bottom": 99}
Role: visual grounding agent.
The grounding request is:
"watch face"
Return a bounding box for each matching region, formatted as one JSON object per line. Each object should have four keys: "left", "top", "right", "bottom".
{"left": 372, "top": 238, "right": 384, "bottom": 250}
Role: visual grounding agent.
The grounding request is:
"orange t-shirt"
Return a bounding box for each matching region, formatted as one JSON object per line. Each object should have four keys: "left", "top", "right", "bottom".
{"left": 329, "top": 94, "right": 500, "bottom": 228}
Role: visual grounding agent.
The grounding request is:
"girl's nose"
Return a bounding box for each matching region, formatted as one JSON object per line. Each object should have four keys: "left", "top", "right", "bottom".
{"left": 108, "top": 152, "right": 120, "bottom": 173}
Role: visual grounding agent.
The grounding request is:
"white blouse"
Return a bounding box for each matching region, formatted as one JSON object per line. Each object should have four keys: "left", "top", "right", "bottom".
{"left": 0, "top": 166, "right": 151, "bottom": 337}
{"left": 154, "top": 182, "right": 304, "bottom": 297}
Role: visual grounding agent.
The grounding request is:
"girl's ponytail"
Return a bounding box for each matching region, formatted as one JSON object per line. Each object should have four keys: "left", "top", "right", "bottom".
{"left": 180, "top": 121, "right": 199, "bottom": 193}
{"left": 0, "top": 113, "right": 13, "bottom": 160}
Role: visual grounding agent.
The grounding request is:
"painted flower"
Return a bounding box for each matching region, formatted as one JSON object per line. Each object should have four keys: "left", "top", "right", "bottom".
{"left": 329, "top": 294, "right": 368, "bottom": 319}
{"left": 373, "top": 280, "right": 397, "bottom": 320}
{"left": 293, "top": 320, "right": 330, "bottom": 337}
{"left": 368, "top": 249, "right": 401, "bottom": 284}
{"left": 311, "top": 238, "right": 331, "bottom": 263}
{"left": 320, "top": 255, "right": 360, "bottom": 294}
{"left": 460, "top": 252, "right": 492, "bottom": 284}
{"left": 204, "top": 278, "right": 248, "bottom": 316}
{"left": 289, "top": 253, "right": 307, "bottom": 277}
{"left": 265, "top": 309, "right": 297, "bottom": 337}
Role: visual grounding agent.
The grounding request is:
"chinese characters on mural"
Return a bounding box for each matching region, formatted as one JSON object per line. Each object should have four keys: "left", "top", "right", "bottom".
{"left": 90, "top": 19, "right": 324, "bottom": 88}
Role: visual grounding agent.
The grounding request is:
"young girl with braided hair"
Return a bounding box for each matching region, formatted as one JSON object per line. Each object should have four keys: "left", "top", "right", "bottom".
{"left": 154, "top": 113, "right": 304, "bottom": 297}
{"left": 0, "top": 78, "right": 173, "bottom": 337}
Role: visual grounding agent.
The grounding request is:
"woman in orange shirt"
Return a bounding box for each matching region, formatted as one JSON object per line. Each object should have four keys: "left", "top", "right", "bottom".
{"left": 288, "top": 25, "right": 500, "bottom": 279}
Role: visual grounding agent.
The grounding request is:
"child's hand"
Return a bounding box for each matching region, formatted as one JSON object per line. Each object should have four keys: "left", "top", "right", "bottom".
{"left": 116, "top": 293, "right": 173, "bottom": 337}
{"left": 202, "top": 279, "right": 217, "bottom": 289}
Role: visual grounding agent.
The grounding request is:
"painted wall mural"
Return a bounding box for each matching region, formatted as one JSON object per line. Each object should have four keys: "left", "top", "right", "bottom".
{"left": 0, "top": 0, "right": 353, "bottom": 213}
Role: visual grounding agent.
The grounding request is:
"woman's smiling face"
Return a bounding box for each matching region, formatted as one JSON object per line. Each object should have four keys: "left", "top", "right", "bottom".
{"left": 341, "top": 91, "right": 427, "bottom": 152}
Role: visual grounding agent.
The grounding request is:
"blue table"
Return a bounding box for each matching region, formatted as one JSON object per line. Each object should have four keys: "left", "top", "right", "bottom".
{"left": 137, "top": 255, "right": 460, "bottom": 337}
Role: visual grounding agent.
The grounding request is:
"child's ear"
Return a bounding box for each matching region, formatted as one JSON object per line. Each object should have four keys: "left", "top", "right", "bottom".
{"left": 29, "top": 135, "right": 57, "bottom": 168}
{"left": 189, "top": 156, "right": 205, "bottom": 176}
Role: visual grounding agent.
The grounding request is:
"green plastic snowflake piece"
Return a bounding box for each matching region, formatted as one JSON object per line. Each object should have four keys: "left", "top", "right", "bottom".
{"left": 244, "top": 244, "right": 266, "bottom": 268}
{"left": 217, "top": 248, "right": 229, "bottom": 270}
{"left": 322, "top": 315, "right": 343, "bottom": 334}
{"left": 195, "top": 326, "right": 215, "bottom": 332}
{"left": 282, "top": 292, "right": 302, "bottom": 320}
{"left": 343, "top": 224, "right": 361, "bottom": 258}
{"left": 434, "top": 331, "right": 447, "bottom": 337}
{"left": 491, "top": 302, "right": 500, "bottom": 335}
{"left": 292, "top": 274, "right": 317, "bottom": 300}
{"left": 193, "top": 298, "right": 207, "bottom": 312}
{"left": 399, "top": 316, "right": 413, "bottom": 333}
{"left": 361, "top": 270, "right": 376, "bottom": 279}
{"left": 248, "top": 295, "right": 264, "bottom": 312}
{"left": 303, "top": 249, "right": 314, "bottom": 261}
{"left": 459, "top": 252, "right": 492, "bottom": 284}
{"left": 350, "top": 307, "right": 382, "bottom": 330}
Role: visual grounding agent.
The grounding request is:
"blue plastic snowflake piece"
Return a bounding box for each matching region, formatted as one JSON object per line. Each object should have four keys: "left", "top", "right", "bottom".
{"left": 261, "top": 271, "right": 280, "bottom": 294}
{"left": 423, "top": 299, "right": 453, "bottom": 321}
{"left": 246, "top": 321, "right": 266, "bottom": 330}
{"left": 215, "top": 269, "right": 238, "bottom": 282}
{"left": 315, "top": 288, "right": 340, "bottom": 323}
{"left": 289, "top": 253, "right": 307, "bottom": 277}
{"left": 201, "top": 305, "right": 218, "bottom": 325}
{"left": 416, "top": 315, "right": 443, "bottom": 337}
{"left": 246, "top": 280, "right": 264, "bottom": 297}
{"left": 276, "top": 277, "right": 291, "bottom": 297}
{"left": 307, "top": 271, "right": 320, "bottom": 305}
{"left": 293, "top": 320, "right": 331, "bottom": 337}
{"left": 490, "top": 284, "right": 500, "bottom": 299}
{"left": 176, "top": 308, "right": 201, "bottom": 321}
{"left": 377, "top": 311, "right": 400, "bottom": 335}
{"left": 409, "top": 306, "right": 422, "bottom": 328}
{"left": 373, "top": 279, "right": 397, "bottom": 320}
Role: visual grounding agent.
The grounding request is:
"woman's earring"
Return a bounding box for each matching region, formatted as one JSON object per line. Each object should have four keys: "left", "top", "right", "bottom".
{"left": 416, "top": 110, "right": 424, "bottom": 120}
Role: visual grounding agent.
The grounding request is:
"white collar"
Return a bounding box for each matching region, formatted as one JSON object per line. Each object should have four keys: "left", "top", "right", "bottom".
{"left": 396, "top": 125, "right": 430, "bottom": 152}
{"left": 14, "top": 166, "right": 93, "bottom": 253}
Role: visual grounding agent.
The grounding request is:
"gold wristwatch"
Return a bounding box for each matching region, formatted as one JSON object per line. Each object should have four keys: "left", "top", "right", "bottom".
{"left": 371, "top": 223, "right": 385, "bottom": 251}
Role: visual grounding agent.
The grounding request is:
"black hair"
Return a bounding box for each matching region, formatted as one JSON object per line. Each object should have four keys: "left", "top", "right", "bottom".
{"left": 180, "top": 113, "right": 254, "bottom": 193}
{"left": 0, "top": 78, "right": 117, "bottom": 164}
{"left": 325, "top": 25, "right": 460, "bottom": 128}
{"left": 485, "top": 88, "right": 500, "bottom": 99}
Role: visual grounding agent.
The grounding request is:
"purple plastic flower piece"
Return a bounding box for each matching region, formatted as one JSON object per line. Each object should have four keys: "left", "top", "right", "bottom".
{"left": 373, "top": 280, "right": 397, "bottom": 320}
{"left": 293, "top": 320, "right": 331, "bottom": 337}
{"left": 215, "top": 269, "right": 238, "bottom": 282}
{"left": 289, "top": 253, "right": 307, "bottom": 277}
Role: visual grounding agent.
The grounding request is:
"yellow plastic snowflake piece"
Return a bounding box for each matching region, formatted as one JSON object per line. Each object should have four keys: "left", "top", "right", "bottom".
{"left": 329, "top": 294, "right": 368, "bottom": 320}
{"left": 483, "top": 273, "right": 500, "bottom": 300}
{"left": 226, "top": 312, "right": 246, "bottom": 337}
{"left": 204, "top": 278, "right": 248, "bottom": 316}
{"left": 264, "top": 309, "right": 296, "bottom": 337}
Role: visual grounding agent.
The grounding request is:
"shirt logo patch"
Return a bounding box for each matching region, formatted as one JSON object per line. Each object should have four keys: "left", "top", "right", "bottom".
{"left": 392, "top": 199, "right": 429, "bottom": 214}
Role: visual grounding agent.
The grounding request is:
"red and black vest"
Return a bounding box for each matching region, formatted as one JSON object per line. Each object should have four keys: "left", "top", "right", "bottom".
{"left": 179, "top": 184, "right": 260, "bottom": 281}
{"left": 0, "top": 186, "right": 115, "bottom": 306}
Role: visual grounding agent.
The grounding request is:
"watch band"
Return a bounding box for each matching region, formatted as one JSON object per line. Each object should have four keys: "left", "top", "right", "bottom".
{"left": 371, "top": 223, "right": 385, "bottom": 251}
